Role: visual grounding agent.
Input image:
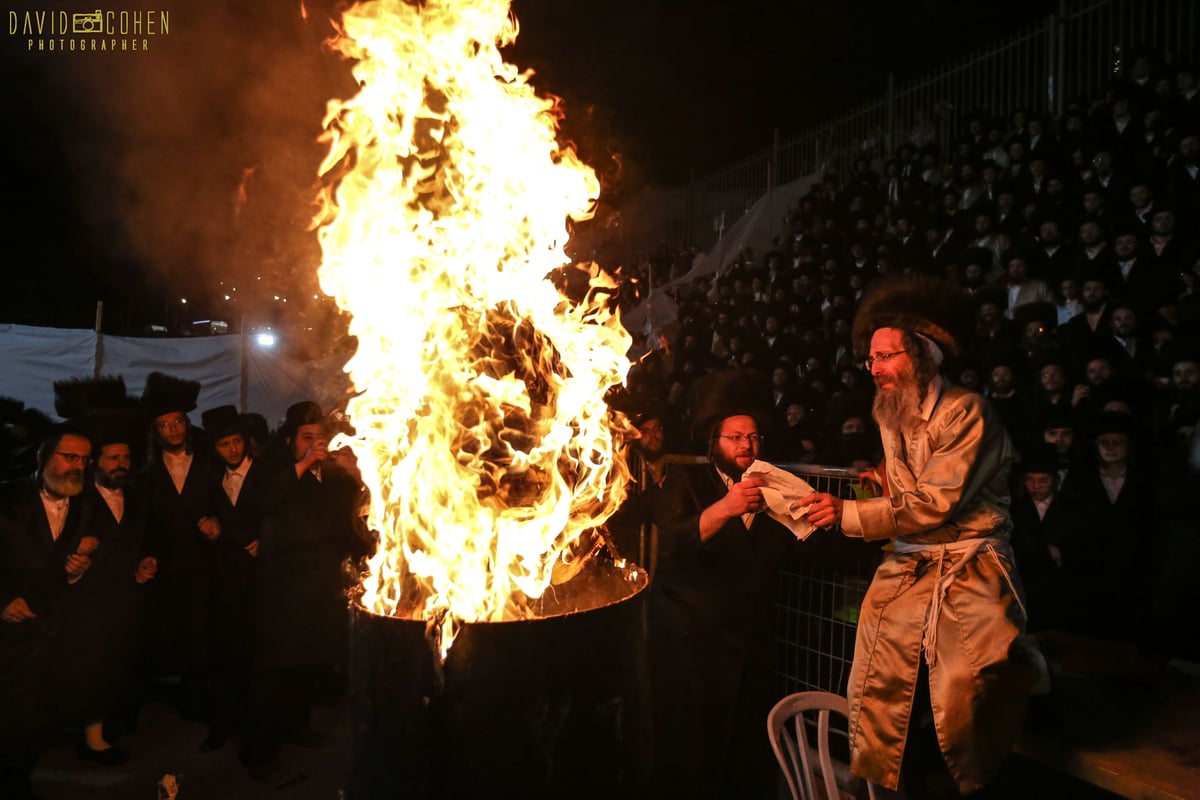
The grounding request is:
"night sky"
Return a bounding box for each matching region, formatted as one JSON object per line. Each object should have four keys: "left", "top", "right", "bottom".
{"left": 1, "top": 0, "right": 1051, "bottom": 334}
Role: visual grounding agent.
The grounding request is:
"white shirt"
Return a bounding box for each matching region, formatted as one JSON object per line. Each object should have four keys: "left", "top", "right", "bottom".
{"left": 40, "top": 488, "right": 70, "bottom": 541}
{"left": 96, "top": 482, "right": 124, "bottom": 523}
{"left": 162, "top": 449, "right": 193, "bottom": 494}
{"left": 224, "top": 457, "right": 253, "bottom": 505}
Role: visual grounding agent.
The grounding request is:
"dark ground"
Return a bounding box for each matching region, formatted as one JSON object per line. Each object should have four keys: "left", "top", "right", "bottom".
{"left": 31, "top": 694, "right": 351, "bottom": 800}
{"left": 28, "top": 695, "right": 1120, "bottom": 800}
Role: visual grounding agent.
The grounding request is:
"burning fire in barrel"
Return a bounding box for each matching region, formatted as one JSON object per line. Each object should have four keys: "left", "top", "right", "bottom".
{"left": 311, "top": 0, "right": 647, "bottom": 795}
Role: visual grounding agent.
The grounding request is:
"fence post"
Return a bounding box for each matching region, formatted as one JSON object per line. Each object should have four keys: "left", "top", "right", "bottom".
{"left": 93, "top": 300, "right": 103, "bottom": 379}
{"left": 239, "top": 314, "right": 249, "bottom": 413}
{"left": 886, "top": 72, "right": 896, "bottom": 155}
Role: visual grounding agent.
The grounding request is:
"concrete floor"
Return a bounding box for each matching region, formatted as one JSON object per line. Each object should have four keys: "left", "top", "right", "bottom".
{"left": 31, "top": 697, "right": 351, "bottom": 800}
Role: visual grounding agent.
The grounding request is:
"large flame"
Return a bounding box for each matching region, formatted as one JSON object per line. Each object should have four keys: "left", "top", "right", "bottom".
{"left": 313, "top": 0, "right": 633, "bottom": 657}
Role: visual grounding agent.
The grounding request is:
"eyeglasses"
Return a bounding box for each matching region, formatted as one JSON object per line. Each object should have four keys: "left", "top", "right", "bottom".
{"left": 155, "top": 417, "right": 187, "bottom": 431}
{"left": 864, "top": 350, "right": 907, "bottom": 370}
{"left": 718, "top": 434, "right": 763, "bottom": 445}
{"left": 55, "top": 452, "right": 92, "bottom": 465}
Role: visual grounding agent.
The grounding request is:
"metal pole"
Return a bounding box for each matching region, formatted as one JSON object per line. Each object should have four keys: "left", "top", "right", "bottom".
{"left": 239, "top": 313, "right": 249, "bottom": 413}
{"left": 887, "top": 72, "right": 896, "bottom": 155}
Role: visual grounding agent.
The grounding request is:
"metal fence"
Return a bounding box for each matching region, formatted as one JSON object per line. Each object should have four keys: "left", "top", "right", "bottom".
{"left": 668, "top": 0, "right": 1198, "bottom": 254}
{"left": 772, "top": 465, "right": 879, "bottom": 697}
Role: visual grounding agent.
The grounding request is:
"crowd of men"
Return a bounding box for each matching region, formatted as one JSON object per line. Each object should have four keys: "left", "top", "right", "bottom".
{"left": 0, "top": 373, "right": 374, "bottom": 798}
{"left": 617, "top": 57, "right": 1200, "bottom": 671}
{"left": 2, "top": 54, "right": 1199, "bottom": 800}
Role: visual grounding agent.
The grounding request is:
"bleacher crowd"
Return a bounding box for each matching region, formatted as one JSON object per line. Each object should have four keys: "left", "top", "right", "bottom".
{"left": 616, "top": 55, "right": 1200, "bottom": 661}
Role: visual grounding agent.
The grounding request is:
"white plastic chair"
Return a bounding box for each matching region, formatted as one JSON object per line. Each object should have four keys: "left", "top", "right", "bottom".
{"left": 767, "top": 691, "right": 877, "bottom": 800}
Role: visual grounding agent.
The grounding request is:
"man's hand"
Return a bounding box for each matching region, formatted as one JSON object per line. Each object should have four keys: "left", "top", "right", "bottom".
{"left": 65, "top": 552, "right": 93, "bottom": 579}
{"left": 197, "top": 516, "right": 221, "bottom": 541}
{"left": 294, "top": 439, "right": 330, "bottom": 479}
{"left": 794, "top": 492, "right": 844, "bottom": 529}
{"left": 244, "top": 540, "right": 259, "bottom": 558}
{"left": 1, "top": 597, "right": 36, "bottom": 623}
{"left": 721, "top": 476, "right": 768, "bottom": 517}
{"left": 135, "top": 556, "right": 158, "bottom": 584}
{"left": 699, "top": 476, "right": 768, "bottom": 542}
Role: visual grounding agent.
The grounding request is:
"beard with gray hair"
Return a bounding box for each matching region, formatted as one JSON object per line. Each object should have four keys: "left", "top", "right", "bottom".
{"left": 872, "top": 364, "right": 925, "bottom": 432}
{"left": 44, "top": 469, "right": 86, "bottom": 498}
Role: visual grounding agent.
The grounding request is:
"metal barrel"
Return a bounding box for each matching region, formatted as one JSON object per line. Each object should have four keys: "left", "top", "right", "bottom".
{"left": 348, "top": 560, "right": 650, "bottom": 799}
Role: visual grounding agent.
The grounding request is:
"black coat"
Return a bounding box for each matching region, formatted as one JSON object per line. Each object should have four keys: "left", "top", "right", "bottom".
{"left": 648, "top": 463, "right": 795, "bottom": 799}
{"left": 0, "top": 479, "right": 88, "bottom": 739}
{"left": 138, "top": 450, "right": 219, "bottom": 676}
{"left": 208, "top": 458, "right": 275, "bottom": 673}
{"left": 1010, "top": 492, "right": 1078, "bottom": 632}
{"left": 52, "top": 484, "right": 149, "bottom": 721}
{"left": 254, "top": 463, "right": 370, "bottom": 670}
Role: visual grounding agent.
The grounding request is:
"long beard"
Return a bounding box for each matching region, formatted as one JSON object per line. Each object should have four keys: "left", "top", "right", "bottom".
{"left": 45, "top": 470, "right": 85, "bottom": 498}
{"left": 873, "top": 373, "right": 924, "bottom": 432}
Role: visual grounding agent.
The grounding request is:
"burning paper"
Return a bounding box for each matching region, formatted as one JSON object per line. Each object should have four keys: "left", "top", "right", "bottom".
{"left": 312, "top": 0, "right": 633, "bottom": 657}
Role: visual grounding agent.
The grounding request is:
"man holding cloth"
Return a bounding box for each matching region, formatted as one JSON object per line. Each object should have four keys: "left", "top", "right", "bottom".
{"left": 798, "top": 275, "right": 1032, "bottom": 799}
{"left": 648, "top": 370, "right": 796, "bottom": 799}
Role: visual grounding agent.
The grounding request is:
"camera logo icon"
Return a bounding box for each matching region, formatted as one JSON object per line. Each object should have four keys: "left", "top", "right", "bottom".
{"left": 72, "top": 10, "right": 103, "bottom": 34}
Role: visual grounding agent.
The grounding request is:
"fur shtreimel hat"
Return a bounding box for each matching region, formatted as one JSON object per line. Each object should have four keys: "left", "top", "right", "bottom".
{"left": 852, "top": 274, "right": 969, "bottom": 358}
{"left": 140, "top": 372, "right": 201, "bottom": 419}
{"left": 53, "top": 376, "right": 134, "bottom": 420}
{"left": 52, "top": 376, "right": 146, "bottom": 453}
{"left": 690, "top": 368, "right": 772, "bottom": 440}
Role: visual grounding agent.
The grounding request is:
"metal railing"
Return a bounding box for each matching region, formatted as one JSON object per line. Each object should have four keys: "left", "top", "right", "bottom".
{"left": 772, "top": 464, "right": 879, "bottom": 697}
{"left": 651, "top": 0, "right": 1197, "bottom": 255}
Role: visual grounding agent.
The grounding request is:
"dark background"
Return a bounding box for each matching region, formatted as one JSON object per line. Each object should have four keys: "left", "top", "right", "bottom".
{"left": 0, "top": 0, "right": 1052, "bottom": 335}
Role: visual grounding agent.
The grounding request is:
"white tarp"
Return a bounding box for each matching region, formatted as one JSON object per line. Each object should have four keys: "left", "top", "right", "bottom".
{"left": 620, "top": 172, "right": 819, "bottom": 344}
{"left": 0, "top": 323, "right": 348, "bottom": 428}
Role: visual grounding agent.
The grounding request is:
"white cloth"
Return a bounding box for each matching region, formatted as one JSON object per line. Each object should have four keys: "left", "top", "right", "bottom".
{"left": 40, "top": 488, "right": 69, "bottom": 541}
{"left": 742, "top": 460, "right": 817, "bottom": 540}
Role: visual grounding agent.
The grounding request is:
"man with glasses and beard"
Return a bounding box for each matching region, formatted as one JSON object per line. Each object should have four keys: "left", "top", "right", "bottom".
{"left": 0, "top": 425, "right": 96, "bottom": 798}
{"left": 648, "top": 370, "right": 796, "bottom": 800}
{"left": 798, "top": 276, "right": 1032, "bottom": 799}
{"left": 48, "top": 377, "right": 155, "bottom": 765}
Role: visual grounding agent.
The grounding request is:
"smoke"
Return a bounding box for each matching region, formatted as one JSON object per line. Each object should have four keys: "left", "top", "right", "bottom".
{"left": 4, "top": 0, "right": 357, "bottom": 333}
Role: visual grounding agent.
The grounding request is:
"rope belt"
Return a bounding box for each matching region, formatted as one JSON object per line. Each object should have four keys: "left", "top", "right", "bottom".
{"left": 892, "top": 535, "right": 1026, "bottom": 666}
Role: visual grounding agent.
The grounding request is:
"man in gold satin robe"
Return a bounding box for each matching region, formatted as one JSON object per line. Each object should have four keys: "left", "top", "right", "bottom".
{"left": 798, "top": 275, "right": 1034, "bottom": 799}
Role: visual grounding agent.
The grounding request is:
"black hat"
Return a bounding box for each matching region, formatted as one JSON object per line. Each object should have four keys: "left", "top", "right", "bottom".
{"left": 1039, "top": 409, "right": 1074, "bottom": 432}
{"left": 629, "top": 399, "right": 666, "bottom": 428}
{"left": 52, "top": 376, "right": 145, "bottom": 456}
{"left": 283, "top": 400, "right": 325, "bottom": 435}
{"left": 1092, "top": 410, "right": 1136, "bottom": 438}
{"left": 1019, "top": 442, "right": 1059, "bottom": 476}
{"left": 200, "top": 405, "right": 243, "bottom": 441}
{"left": 88, "top": 408, "right": 149, "bottom": 458}
{"left": 690, "top": 368, "right": 772, "bottom": 440}
{"left": 240, "top": 412, "right": 270, "bottom": 444}
{"left": 53, "top": 376, "right": 134, "bottom": 420}
{"left": 140, "top": 372, "right": 200, "bottom": 419}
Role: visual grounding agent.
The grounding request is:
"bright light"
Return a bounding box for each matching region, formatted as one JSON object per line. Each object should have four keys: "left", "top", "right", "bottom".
{"left": 256, "top": 332, "right": 276, "bottom": 348}
{"left": 180, "top": 298, "right": 188, "bottom": 304}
